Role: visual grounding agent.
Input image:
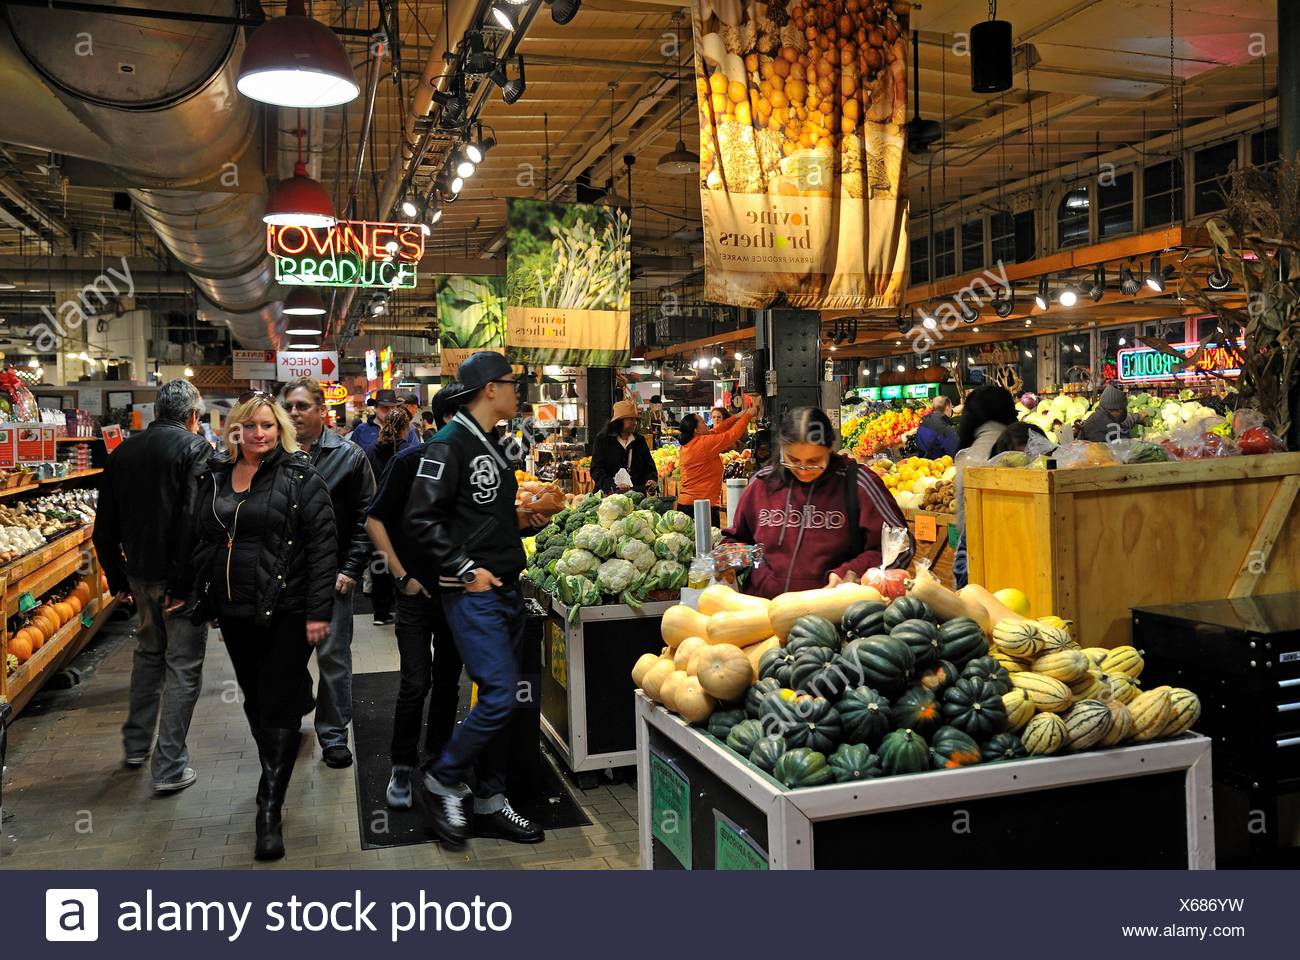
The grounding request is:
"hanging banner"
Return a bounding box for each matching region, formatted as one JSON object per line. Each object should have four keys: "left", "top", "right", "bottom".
{"left": 505, "top": 199, "right": 631, "bottom": 367}
{"left": 267, "top": 220, "right": 423, "bottom": 289}
{"left": 436, "top": 275, "right": 508, "bottom": 375}
{"left": 693, "top": 0, "right": 909, "bottom": 309}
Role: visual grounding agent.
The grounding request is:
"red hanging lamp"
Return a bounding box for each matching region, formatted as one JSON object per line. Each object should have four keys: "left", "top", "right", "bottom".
{"left": 237, "top": 0, "right": 359, "bottom": 108}
{"left": 264, "top": 113, "right": 336, "bottom": 227}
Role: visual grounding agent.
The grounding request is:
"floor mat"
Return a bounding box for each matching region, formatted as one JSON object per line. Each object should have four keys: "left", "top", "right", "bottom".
{"left": 350, "top": 670, "right": 590, "bottom": 849}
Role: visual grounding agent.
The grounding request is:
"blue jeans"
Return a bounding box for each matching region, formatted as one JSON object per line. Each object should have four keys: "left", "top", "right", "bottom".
{"left": 427, "top": 585, "right": 525, "bottom": 809}
{"left": 313, "top": 588, "right": 354, "bottom": 749}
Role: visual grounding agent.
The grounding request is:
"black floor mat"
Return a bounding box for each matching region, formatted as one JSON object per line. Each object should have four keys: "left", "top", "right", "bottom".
{"left": 350, "top": 670, "right": 590, "bottom": 849}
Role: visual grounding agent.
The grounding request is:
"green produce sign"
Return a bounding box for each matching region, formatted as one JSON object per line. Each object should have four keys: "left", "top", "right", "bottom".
{"left": 881, "top": 385, "right": 903, "bottom": 400}
{"left": 860, "top": 387, "right": 882, "bottom": 400}
{"left": 650, "top": 751, "right": 691, "bottom": 868}
{"left": 714, "top": 812, "right": 767, "bottom": 870}
{"left": 906, "top": 383, "right": 937, "bottom": 398}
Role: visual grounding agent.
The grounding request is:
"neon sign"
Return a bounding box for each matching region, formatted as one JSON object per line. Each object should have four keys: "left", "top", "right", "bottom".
{"left": 321, "top": 383, "right": 348, "bottom": 404}
{"left": 1116, "top": 339, "right": 1244, "bottom": 383}
{"left": 267, "top": 220, "right": 424, "bottom": 289}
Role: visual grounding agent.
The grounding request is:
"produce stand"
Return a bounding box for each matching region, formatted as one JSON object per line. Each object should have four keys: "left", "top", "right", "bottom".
{"left": 902, "top": 507, "right": 957, "bottom": 588}
{"left": 635, "top": 694, "right": 1215, "bottom": 869}
{"left": 963, "top": 453, "right": 1300, "bottom": 647}
{"left": 540, "top": 595, "right": 676, "bottom": 777}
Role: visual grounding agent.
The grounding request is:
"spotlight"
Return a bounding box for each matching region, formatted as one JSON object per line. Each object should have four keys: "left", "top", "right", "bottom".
{"left": 920, "top": 307, "right": 937, "bottom": 330}
{"left": 489, "top": 3, "right": 518, "bottom": 31}
{"left": 464, "top": 32, "right": 498, "bottom": 75}
{"left": 1119, "top": 263, "right": 1142, "bottom": 295}
{"left": 489, "top": 56, "right": 526, "bottom": 104}
{"left": 431, "top": 77, "right": 468, "bottom": 121}
{"left": 1206, "top": 256, "right": 1232, "bottom": 290}
{"left": 1024, "top": 319, "right": 1033, "bottom": 327}
{"left": 1089, "top": 264, "right": 1106, "bottom": 302}
{"left": 895, "top": 315, "right": 912, "bottom": 333}
{"left": 426, "top": 201, "right": 443, "bottom": 226}
{"left": 958, "top": 294, "right": 979, "bottom": 324}
{"left": 547, "top": 0, "right": 582, "bottom": 24}
{"left": 1145, "top": 255, "right": 1173, "bottom": 292}
{"left": 184, "top": 366, "right": 195, "bottom": 377}
{"left": 1023, "top": 350, "right": 1033, "bottom": 359}
{"left": 896, "top": 363, "right": 906, "bottom": 373}
{"left": 1034, "top": 277, "right": 1049, "bottom": 311}
{"left": 451, "top": 176, "right": 465, "bottom": 194}
{"left": 456, "top": 158, "right": 476, "bottom": 179}
{"left": 1118, "top": 337, "right": 1127, "bottom": 346}
{"left": 992, "top": 287, "right": 1015, "bottom": 317}
{"left": 400, "top": 195, "right": 420, "bottom": 219}
{"left": 1057, "top": 286, "right": 1079, "bottom": 308}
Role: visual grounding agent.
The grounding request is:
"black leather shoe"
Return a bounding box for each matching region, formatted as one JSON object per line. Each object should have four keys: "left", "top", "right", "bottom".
{"left": 473, "top": 802, "right": 544, "bottom": 844}
{"left": 422, "top": 773, "right": 469, "bottom": 847}
{"left": 322, "top": 745, "right": 353, "bottom": 769}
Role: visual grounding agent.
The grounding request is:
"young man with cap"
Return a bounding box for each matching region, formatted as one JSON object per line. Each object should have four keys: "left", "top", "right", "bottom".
{"left": 404, "top": 352, "right": 545, "bottom": 845}
{"left": 1079, "top": 383, "right": 1139, "bottom": 442}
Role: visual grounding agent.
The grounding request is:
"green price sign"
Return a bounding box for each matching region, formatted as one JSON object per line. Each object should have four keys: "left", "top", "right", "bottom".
{"left": 881, "top": 385, "right": 903, "bottom": 400}
{"left": 906, "top": 383, "right": 936, "bottom": 399}
{"left": 18, "top": 592, "right": 36, "bottom": 613}
{"left": 861, "top": 387, "right": 882, "bottom": 400}
{"left": 650, "top": 752, "right": 691, "bottom": 868}
{"left": 714, "top": 812, "right": 767, "bottom": 870}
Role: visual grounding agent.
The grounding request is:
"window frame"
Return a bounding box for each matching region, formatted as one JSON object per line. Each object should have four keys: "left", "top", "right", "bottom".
{"left": 1056, "top": 181, "right": 1093, "bottom": 249}
{"left": 1097, "top": 169, "right": 1135, "bottom": 239}
{"left": 1141, "top": 157, "right": 1186, "bottom": 229}
{"left": 1191, "top": 137, "right": 1240, "bottom": 216}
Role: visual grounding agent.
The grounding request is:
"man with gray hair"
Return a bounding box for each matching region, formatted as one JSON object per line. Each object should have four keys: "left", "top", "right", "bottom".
{"left": 93, "top": 378, "right": 213, "bottom": 793}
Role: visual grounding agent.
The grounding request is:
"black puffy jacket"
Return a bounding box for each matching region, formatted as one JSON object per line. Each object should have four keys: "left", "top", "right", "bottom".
{"left": 304, "top": 429, "right": 375, "bottom": 581}
{"left": 191, "top": 447, "right": 337, "bottom": 624}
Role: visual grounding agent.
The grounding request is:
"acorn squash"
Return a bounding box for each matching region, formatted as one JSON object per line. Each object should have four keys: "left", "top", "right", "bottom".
{"left": 878, "top": 728, "right": 931, "bottom": 775}
{"left": 890, "top": 618, "right": 942, "bottom": 670}
{"left": 981, "top": 731, "right": 1028, "bottom": 762}
{"left": 725, "top": 718, "right": 766, "bottom": 756}
{"left": 788, "top": 646, "right": 847, "bottom": 698}
{"left": 841, "top": 600, "right": 888, "bottom": 641}
{"left": 744, "top": 677, "right": 782, "bottom": 718}
{"left": 889, "top": 685, "right": 943, "bottom": 737}
{"left": 835, "top": 685, "right": 892, "bottom": 748}
{"left": 840, "top": 634, "right": 915, "bottom": 696}
{"left": 941, "top": 676, "right": 1007, "bottom": 740}
{"left": 772, "top": 747, "right": 834, "bottom": 788}
{"left": 937, "top": 617, "right": 988, "bottom": 668}
{"left": 767, "top": 695, "right": 842, "bottom": 754}
{"left": 929, "top": 726, "right": 982, "bottom": 769}
{"left": 785, "top": 614, "right": 841, "bottom": 656}
{"left": 749, "top": 734, "right": 787, "bottom": 772}
{"left": 828, "top": 743, "right": 882, "bottom": 782}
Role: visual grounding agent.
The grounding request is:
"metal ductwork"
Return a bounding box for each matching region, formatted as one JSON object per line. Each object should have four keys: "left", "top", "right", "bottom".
{"left": 0, "top": 0, "right": 283, "bottom": 348}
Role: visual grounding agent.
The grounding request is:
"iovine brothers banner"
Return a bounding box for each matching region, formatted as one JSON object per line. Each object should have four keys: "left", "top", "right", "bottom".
{"left": 268, "top": 220, "right": 424, "bottom": 289}
{"left": 436, "top": 275, "right": 507, "bottom": 374}
{"left": 505, "top": 199, "right": 631, "bottom": 367}
{"left": 692, "top": 0, "right": 909, "bottom": 309}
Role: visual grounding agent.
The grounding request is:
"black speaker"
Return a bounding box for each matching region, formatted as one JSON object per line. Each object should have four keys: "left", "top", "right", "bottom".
{"left": 112, "top": 192, "right": 132, "bottom": 211}
{"left": 970, "top": 19, "right": 1013, "bottom": 93}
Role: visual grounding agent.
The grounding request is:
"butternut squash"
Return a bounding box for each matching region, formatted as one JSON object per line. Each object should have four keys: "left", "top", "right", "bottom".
{"left": 743, "top": 636, "right": 780, "bottom": 675}
{"left": 694, "top": 643, "right": 753, "bottom": 701}
{"left": 907, "top": 566, "right": 990, "bottom": 629}
{"left": 698, "top": 583, "right": 772, "bottom": 616}
{"left": 959, "top": 583, "right": 1031, "bottom": 625}
{"left": 661, "top": 605, "right": 710, "bottom": 648}
{"left": 674, "top": 636, "right": 708, "bottom": 671}
{"left": 631, "top": 653, "right": 660, "bottom": 688}
{"left": 707, "top": 607, "right": 774, "bottom": 647}
{"left": 642, "top": 658, "right": 677, "bottom": 702}
{"left": 769, "top": 583, "right": 884, "bottom": 640}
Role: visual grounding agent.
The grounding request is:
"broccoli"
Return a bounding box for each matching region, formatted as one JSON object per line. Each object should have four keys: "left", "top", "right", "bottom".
{"left": 628, "top": 491, "right": 645, "bottom": 506}
{"left": 563, "top": 512, "right": 586, "bottom": 533}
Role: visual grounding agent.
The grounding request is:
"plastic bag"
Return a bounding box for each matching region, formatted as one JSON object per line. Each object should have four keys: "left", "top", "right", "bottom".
{"left": 1053, "top": 441, "right": 1119, "bottom": 469}
{"left": 1232, "top": 409, "right": 1288, "bottom": 455}
{"left": 865, "top": 523, "right": 909, "bottom": 598}
{"left": 709, "top": 542, "right": 764, "bottom": 588}
{"left": 1106, "top": 439, "right": 1173, "bottom": 464}
{"left": 613, "top": 467, "right": 633, "bottom": 489}
{"left": 1169, "top": 416, "right": 1239, "bottom": 459}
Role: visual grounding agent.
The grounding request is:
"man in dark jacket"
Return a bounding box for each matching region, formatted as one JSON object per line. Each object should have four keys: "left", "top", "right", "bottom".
{"left": 350, "top": 389, "right": 420, "bottom": 458}
{"left": 915, "top": 396, "right": 959, "bottom": 458}
{"left": 1079, "top": 383, "right": 1139, "bottom": 442}
{"left": 93, "top": 378, "right": 211, "bottom": 793}
{"left": 282, "top": 380, "right": 376, "bottom": 769}
{"left": 404, "top": 352, "right": 544, "bottom": 846}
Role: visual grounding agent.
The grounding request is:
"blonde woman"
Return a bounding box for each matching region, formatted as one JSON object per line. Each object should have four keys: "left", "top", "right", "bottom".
{"left": 190, "top": 391, "right": 336, "bottom": 861}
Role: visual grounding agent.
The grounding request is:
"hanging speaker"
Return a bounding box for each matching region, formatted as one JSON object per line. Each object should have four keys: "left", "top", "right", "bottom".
{"left": 970, "top": 19, "right": 1013, "bottom": 93}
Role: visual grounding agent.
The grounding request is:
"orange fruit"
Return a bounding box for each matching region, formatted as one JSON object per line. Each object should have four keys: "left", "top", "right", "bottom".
{"left": 66, "top": 595, "right": 83, "bottom": 615}
{"left": 9, "top": 634, "right": 32, "bottom": 662}
{"left": 54, "top": 602, "right": 75, "bottom": 624}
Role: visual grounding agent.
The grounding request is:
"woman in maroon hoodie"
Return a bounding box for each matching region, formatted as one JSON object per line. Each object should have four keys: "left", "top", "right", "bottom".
{"left": 724, "top": 407, "right": 913, "bottom": 598}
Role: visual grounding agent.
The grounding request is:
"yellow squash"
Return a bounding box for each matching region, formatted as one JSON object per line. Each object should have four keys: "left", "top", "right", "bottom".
{"left": 768, "top": 583, "right": 884, "bottom": 640}
{"left": 698, "top": 583, "right": 772, "bottom": 616}
{"left": 661, "top": 605, "right": 710, "bottom": 648}
{"left": 707, "top": 607, "right": 775, "bottom": 647}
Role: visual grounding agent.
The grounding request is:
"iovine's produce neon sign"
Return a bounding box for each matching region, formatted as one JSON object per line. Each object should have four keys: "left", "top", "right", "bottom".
{"left": 1117, "top": 339, "right": 1244, "bottom": 383}
{"left": 267, "top": 220, "right": 424, "bottom": 288}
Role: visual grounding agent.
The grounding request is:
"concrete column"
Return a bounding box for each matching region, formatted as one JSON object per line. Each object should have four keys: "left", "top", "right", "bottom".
{"left": 586, "top": 366, "right": 615, "bottom": 448}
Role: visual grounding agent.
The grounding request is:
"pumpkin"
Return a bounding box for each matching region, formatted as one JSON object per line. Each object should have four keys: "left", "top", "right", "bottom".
{"left": 993, "top": 619, "right": 1042, "bottom": 658}
{"left": 769, "top": 584, "right": 885, "bottom": 640}
{"left": 841, "top": 634, "right": 915, "bottom": 696}
{"left": 937, "top": 617, "right": 988, "bottom": 668}
{"left": 749, "top": 734, "right": 787, "bottom": 772}
{"left": 34, "top": 604, "right": 58, "bottom": 628}
{"left": 745, "top": 677, "right": 782, "bottom": 718}
{"left": 659, "top": 669, "right": 690, "bottom": 711}
{"left": 828, "top": 743, "right": 882, "bottom": 782}
{"left": 841, "top": 600, "right": 887, "bottom": 641}
{"left": 1100, "top": 645, "right": 1145, "bottom": 679}
{"left": 66, "top": 595, "right": 83, "bottom": 615}
{"left": 835, "top": 686, "right": 892, "bottom": 748}
{"left": 889, "top": 685, "right": 943, "bottom": 737}
{"left": 884, "top": 595, "right": 934, "bottom": 629}
{"left": 674, "top": 636, "right": 708, "bottom": 671}
{"left": 72, "top": 582, "right": 92, "bottom": 607}
{"left": 641, "top": 658, "right": 677, "bottom": 702}
{"left": 768, "top": 695, "right": 842, "bottom": 754}
{"left": 1160, "top": 688, "right": 1201, "bottom": 737}
{"left": 706, "top": 708, "right": 746, "bottom": 741}
{"left": 788, "top": 647, "right": 847, "bottom": 698}
{"left": 929, "top": 726, "right": 982, "bottom": 769}
{"left": 1063, "top": 698, "right": 1113, "bottom": 751}
{"left": 890, "top": 618, "right": 942, "bottom": 670}
{"left": 1001, "top": 689, "right": 1035, "bottom": 732}
{"left": 33, "top": 614, "right": 57, "bottom": 639}
{"left": 742, "top": 637, "right": 780, "bottom": 676}
{"left": 695, "top": 644, "right": 753, "bottom": 701}
{"left": 758, "top": 646, "right": 799, "bottom": 688}
{"left": 1031, "top": 649, "right": 1090, "bottom": 682}
{"left": 698, "top": 583, "right": 771, "bottom": 616}
{"left": 878, "top": 728, "right": 931, "bottom": 775}
{"left": 661, "top": 605, "right": 710, "bottom": 648}
{"left": 785, "top": 615, "right": 841, "bottom": 656}
{"left": 1022, "top": 712, "right": 1067, "bottom": 755}
{"left": 961, "top": 655, "right": 1012, "bottom": 694}
{"left": 1099, "top": 700, "right": 1135, "bottom": 746}
{"left": 673, "top": 675, "right": 716, "bottom": 723}
{"left": 726, "top": 718, "right": 766, "bottom": 756}
{"left": 941, "top": 676, "right": 1007, "bottom": 740}
{"left": 53, "top": 602, "right": 75, "bottom": 625}
{"left": 918, "top": 659, "right": 959, "bottom": 697}
{"left": 772, "top": 747, "right": 834, "bottom": 788}
{"left": 631, "top": 653, "right": 660, "bottom": 688}
{"left": 1129, "top": 687, "right": 1172, "bottom": 741}
{"left": 1010, "top": 671, "right": 1072, "bottom": 713}
{"left": 981, "top": 731, "right": 1028, "bottom": 762}
{"left": 9, "top": 633, "right": 32, "bottom": 662}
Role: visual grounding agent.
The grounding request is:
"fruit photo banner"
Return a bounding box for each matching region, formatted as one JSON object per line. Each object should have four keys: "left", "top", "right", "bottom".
{"left": 505, "top": 199, "right": 631, "bottom": 367}
{"left": 436, "top": 274, "right": 507, "bottom": 375}
{"left": 693, "top": 0, "right": 909, "bottom": 309}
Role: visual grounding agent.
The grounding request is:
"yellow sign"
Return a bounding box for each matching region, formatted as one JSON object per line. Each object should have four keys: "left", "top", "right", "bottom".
{"left": 548, "top": 620, "right": 567, "bottom": 690}
{"left": 507, "top": 306, "right": 630, "bottom": 362}
{"left": 320, "top": 383, "right": 348, "bottom": 404}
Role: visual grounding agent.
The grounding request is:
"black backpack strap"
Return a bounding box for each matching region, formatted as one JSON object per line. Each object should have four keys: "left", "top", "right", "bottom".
{"left": 843, "top": 460, "right": 863, "bottom": 557}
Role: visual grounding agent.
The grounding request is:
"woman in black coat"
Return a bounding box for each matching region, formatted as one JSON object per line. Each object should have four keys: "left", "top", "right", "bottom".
{"left": 191, "top": 391, "right": 336, "bottom": 862}
{"left": 590, "top": 398, "right": 657, "bottom": 494}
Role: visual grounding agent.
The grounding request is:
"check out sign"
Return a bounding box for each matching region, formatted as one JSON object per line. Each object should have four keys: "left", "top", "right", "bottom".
{"left": 276, "top": 351, "right": 339, "bottom": 381}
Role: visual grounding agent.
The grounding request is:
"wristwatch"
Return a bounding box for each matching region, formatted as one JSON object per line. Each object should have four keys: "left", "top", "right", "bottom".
{"left": 394, "top": 573, "right": 412, "bottom": 590}
{"left": 460, "top": 569, "right": 478, "bottom": 585}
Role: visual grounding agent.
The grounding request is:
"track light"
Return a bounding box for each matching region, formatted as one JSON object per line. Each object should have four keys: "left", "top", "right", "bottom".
{"left": 400, "top": 195, "right": 420, "bottom": 219}
{"left": 1057, "top": 285, "right": 1079, "bottom": 308}
{"left": 451, "top": 176, "right": 465, "bottom": 194}
{"left": 1119, "top": 263, "right": 1142, "bottom": 295}
{"left": 1089, "top": 265, "right": 1106, "bottom": 302}
{"left": 427, "top": 201, "right": 443, "bottom": 226}
{"left": 547, "top": 0, "right": 582, "bottom": 24}
{"left": 456, "top": 158, "right": 476, "bottom": 179}
{"left": 958, "top": 294, "right": 979, "bottom": 324}
{"left": 489, "top": 56, "right": 526, "bottom": 104}
{"left": 895, "top": 315, "right": 912, "bottom": 334}
{"left": 1206, "top": 256, "right": 1232, "bottom": 290}
{"left": 431, "top": 78, "right": 468, "bottom": 121}
{"left": 920, "top": 306, "right": 937, "bottom": 330}
{"left": 489, "top": 3, "right": 518, "bottom": 30}
{"left": 1034, "top": 277, "right": 1049, "bottom": 311}
{"left": 992, "top": 287, "right": 1015, "bottom": 317}
{"left": 1145, "top": 255, "right": 1173, "bottom": 292}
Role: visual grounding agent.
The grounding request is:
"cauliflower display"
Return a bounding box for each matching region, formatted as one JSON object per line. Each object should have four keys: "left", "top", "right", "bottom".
{"left": 611, "top": 513, "right": 656, "bottom": 546}
{"left": 556, "top": 547, "right": 599, "bottom": 578}
{"left": 649, "top": 559, "right": 688, "bottom": 591}
{"left": 616, "top": 537, "right": 657, "bottom": 573}
{"left": 596, "top": 494, "right": 634, "bottom": 528}
{"left": 596, "top": 558, "right": 638, "bottom": 595}
{"left": 654, "top": 532, "right": 694, "bottom": 564}
{"left": 656, "top": 511, "right": 694, "bottom": 537}
{"left": 573, "top": 524, "right": 616, "bottom": 559}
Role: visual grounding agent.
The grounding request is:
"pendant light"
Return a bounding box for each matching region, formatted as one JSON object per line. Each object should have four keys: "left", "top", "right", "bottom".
{"left": 656, "top": 13, "right": 700, "bottom": 175}
{"left": 237, "top": 0, "right": 359, "bottom": 108}
{"left": 264, "top": 113, "right": 336, "bottom": 227}
{"left": 283, "top": 288, "right": 326, "bottom": 336}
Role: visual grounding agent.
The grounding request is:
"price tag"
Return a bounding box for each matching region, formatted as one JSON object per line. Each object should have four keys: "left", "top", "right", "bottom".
{"left": 915, "top": 513, "right": 938, "bottom": 543}
{"left": 81, "top": 612, "right": 93, "bottom": 627}
{"left": 18, "top": 592, "right": 36, "bottom": 613}
{"left": 650, "top": 751, "right": 692, "bottom": 868}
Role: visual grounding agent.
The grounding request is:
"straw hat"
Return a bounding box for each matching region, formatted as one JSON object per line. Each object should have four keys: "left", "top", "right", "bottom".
{"left": 610, "top": 398, "right": 639, "bottom": 421}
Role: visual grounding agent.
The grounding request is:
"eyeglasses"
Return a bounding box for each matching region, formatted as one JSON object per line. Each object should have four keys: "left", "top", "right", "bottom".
{"left": 281, "top": 401, "right": 318, "bottom": 412}
{"left": 780, "top": 459, "right": 829, "bottom": 474}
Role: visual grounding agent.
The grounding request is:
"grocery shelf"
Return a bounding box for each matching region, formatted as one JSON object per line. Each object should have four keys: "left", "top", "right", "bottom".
{"left": 0, "top": 483, "right": 40, "bottom": 501}
{"left": 39, "top": 468, "right": 102, "bottom": 484}
{"left": 0, "top": 526, "right": 93, "bottom": 592}
{"left": 4, "top": 596, "right": 117, "bottom": 709}
{"left": 56, "top": 436, "right": 101, "bottom": 444}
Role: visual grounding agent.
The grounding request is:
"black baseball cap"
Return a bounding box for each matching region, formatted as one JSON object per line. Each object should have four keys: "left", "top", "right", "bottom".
{"left": 456, "top": 351, "right": 514, "bottom": 394}
{"left": 400, "top": 393, "right": 420, "bottom": 406}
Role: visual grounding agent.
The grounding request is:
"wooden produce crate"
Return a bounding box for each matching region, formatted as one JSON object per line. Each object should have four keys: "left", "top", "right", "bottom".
{"left": 903, "top": 508, "right": 957, "bottom": 589}
{"left": 963, "top": 453, "right": 1300, "bottom": 649}
{"left": 571, "top": 464, "right": 594, "bottom": 495}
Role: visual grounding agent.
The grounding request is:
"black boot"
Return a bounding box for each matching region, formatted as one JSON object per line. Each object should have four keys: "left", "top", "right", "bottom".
{"left": 254, "top": 727, "right": 300, "bottom": 862}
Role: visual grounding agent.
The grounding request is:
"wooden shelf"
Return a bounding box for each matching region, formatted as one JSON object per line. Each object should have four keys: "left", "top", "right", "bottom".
{"left": 0, "top": 526, "right": 92, "bottom": 586}
{"left": 40, "top": 468, "right": 102, "bottom": 484}
{"left": 0, "top": 483, "right": 40, "bottom": 501}
{"left": 56, "top": 436, "right": 101, "bottom": 444}
{"left": 5, "top": 596, "right": 117, "bottom": 707}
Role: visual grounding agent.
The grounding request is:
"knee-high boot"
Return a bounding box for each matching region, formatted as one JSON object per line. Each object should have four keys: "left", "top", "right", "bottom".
{"left": 254, "top": 727, "right": 300, "bottom": 861}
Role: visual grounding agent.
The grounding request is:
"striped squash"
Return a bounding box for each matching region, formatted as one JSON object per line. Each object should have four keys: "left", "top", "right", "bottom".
{"left": 1010, "top": 672, "right": 1072, "bottom": 713}
{"left": 1067, "top": 668, "right": 1105, "bottom": 700}
{"left": 1081, "top": 647, "right": 1110, "bottom": 668}
{"left": 1159, "top": 687, "right": 1202, "bottom": 737}
{"left": 1099, "top": 700, "right": 1135, "bottom": 747}
{"left": 993, "top": 619, "right": 1041, "bottom": 659}
{"left": 1100, "top": 645, "right": 1145, "bottom": 679}
{"left": 990, "top": 648, "right": 1032, "bottom": 673}
{"left": 1104, "top": 673, "right": 1141, "bottom": 704}
{"left": 1036, "top": 625, "right": 1079, "bottom": 652}
{"left": 1032, "top": 649, "right": 1090, "bottom": 682}
{"left": 1063, "top": 699, "right": 1113, "bottom": 751}
{"left": 1128, "top": 687, "right": 1172, "bottom": 741}
{"left": 1022, "top": 712, "right": 1067, "bottom": 755}
{"left": 1002, "top": 688, "right": 1035, "bottom": 731}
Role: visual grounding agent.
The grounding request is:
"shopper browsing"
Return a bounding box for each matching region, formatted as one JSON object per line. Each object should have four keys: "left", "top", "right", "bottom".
{"left": 590, "top": 398, "right": 657, "bottom": 494}
{"left": 93, "top": 378, "right": 212, "bottom": 793}
{"left": 915, "top": 395, "right": 959, "bottom": 458}
{"left": 1079, "top": 383, "right": 1139, "bottom": 442}
{"left": 951, "top": 385, "right": 1018, "bottom": 589}
{"left": 404, "top": 352, "right": 545, "bottom": 847}
{"left": 281, "top": 379, "right": 376, "bottom": 770}
{"left": 349, "top": 389, "right": 420, "bottom": 462}
{"left": 725, "top": 407, "right": 913, "bottom": 597}
{"left": 365, "top": 382, "right": 465, "bottom": 810}
{"left": 190, "top": 392, "right": 337, "bottom": 862}
{"left": 676, "top": 404, "right": 755, "bottom": 526}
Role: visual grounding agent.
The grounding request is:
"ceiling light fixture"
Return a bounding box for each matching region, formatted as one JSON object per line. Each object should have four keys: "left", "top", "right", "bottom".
{"left": 1057, "top": 285, "right": 1079, "bottom": 308}
{"left": 1118, "top": 337, "right": 1127, "bottom": 346}
{"left": 450, "top": 176, "right": 465, "bottom": 194}
{"left": 27, "top": 357, "right": 38, "bottom": 368}
{"left": 896, "top": 363, "right": 906, "bottom": 373}
{"left": 236, "top": 0, "right": 359, "bottom": 108}
{"left": 547, "top": 0, "right": 582, "bottom": 25}
{"left": 1089, "top": 264, "right": 1106, "bottom": 302}
{"left": 1119, "top": 262, "right": 1142, "bottom": 295}
{"left": 969, "top": 1, "right": 1013, "bottom": 93}
{"left": 400, "top": 195, "right": 420, "bottom": 219}
{"left": 489, "top": 3, "right": 519, "bottom": 31}
{"left": 0, "top": 274, "right": 14, "bottom": 290}
{"left": 426, "top": 201, "right": 443, "bottom": 226}
{"left": 657, "top": 13, "right": 700, "bottom": 175}
{"left": 992, "top": 286, "right": 1015, "bottom": 317}
{"left": 489, "top": 56, "right": 527, "bottom": 104}
{"left": 184, "top": 366, "right": 195, "bottom": 377}
{"left": 1034, "top": 277, "right": 1049, "bottom": 311}
{"left": 456, "top": 158, "right": 476, "bottom": 179}
{"left": 1023, "top": 350, "right": 1033, "bottom": 359}
{"left": 264, "top": 161, "right": 336, "bottom": 227}
{"left": 431, "top": 76, "right": 469, "bottom": 121}
{"left": 283, "top": 287, "right": 326, "bottom": 316}
{"left": 1145, "top": 254, "right": 1173, "bottom": 292}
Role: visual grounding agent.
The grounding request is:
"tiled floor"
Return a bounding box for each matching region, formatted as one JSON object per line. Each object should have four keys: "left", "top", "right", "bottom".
{"left": 0, "top": 611, "right": 640, "bottom": 870}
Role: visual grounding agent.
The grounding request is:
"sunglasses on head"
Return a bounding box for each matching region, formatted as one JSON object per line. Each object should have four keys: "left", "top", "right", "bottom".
{"left": 237, "top": 390, "right": 277, "bottom": 405}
